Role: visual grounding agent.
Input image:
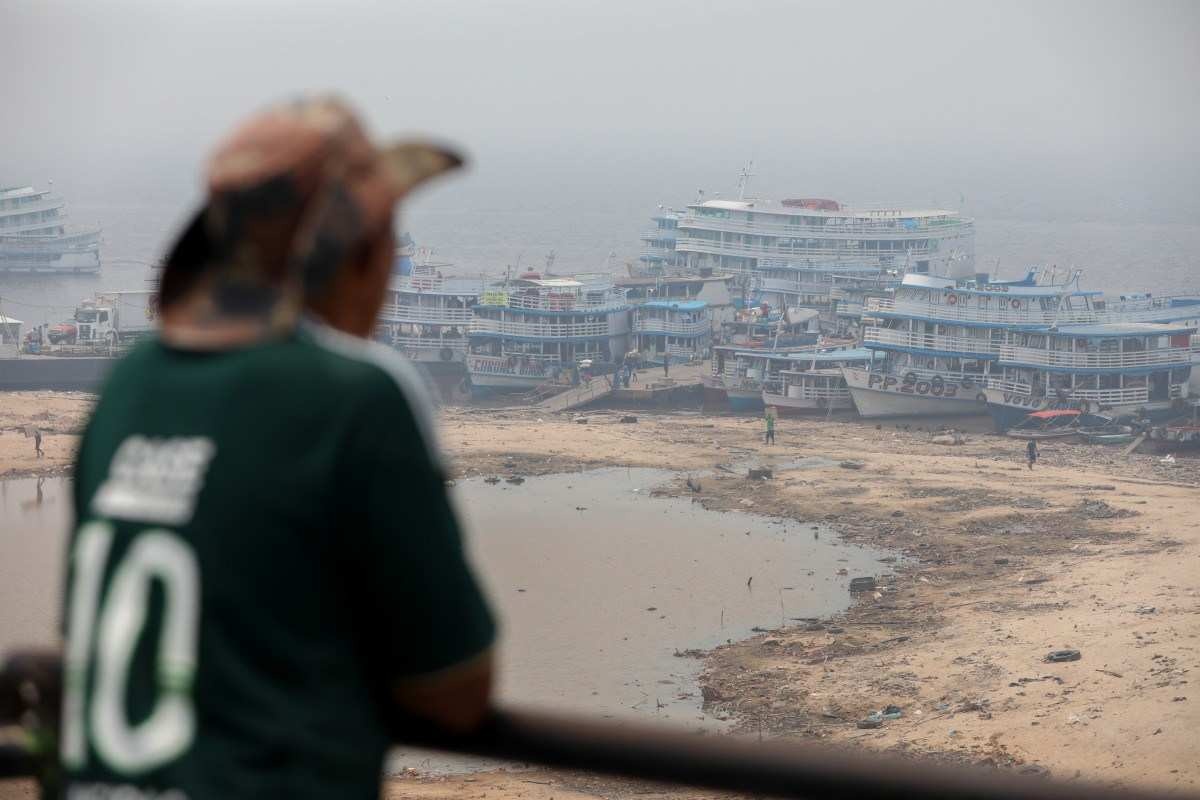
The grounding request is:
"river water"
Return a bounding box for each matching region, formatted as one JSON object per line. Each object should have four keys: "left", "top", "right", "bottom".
{"left": 0, "top": 468, "right": 890, "bottom": 769}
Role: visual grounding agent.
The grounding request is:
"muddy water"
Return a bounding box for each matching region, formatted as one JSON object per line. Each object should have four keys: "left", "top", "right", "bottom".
{"left": 0, "top": 476, "right": 70, "bottom": 655}
{"left": 454, "top": 468, "right": 888, "bottom": 723}
{"left": 0, "top": 469, "right": 891, "bottom": 770}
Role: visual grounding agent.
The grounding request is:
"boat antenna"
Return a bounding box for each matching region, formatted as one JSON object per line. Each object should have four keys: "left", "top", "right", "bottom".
{"left": 544, "top": 250, "right": 556, "bottom": 273}
{"left": 736, "top": 160, "right": 755, "bottom": 201}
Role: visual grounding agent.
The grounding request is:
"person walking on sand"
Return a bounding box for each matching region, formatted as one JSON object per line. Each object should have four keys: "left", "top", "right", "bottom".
{"left": 29, "top": 426, "right": 44, "bottom": 458}
{"left": 1026, "top": 438, "right": 1039, "bottom": 470}
{"left": 764, "top": 405, "right": 778, "bottom": 445}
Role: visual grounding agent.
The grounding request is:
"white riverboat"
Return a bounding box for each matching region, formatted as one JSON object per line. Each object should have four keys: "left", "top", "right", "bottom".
{"left": 848, "top": 270, "right": 1200, "bottom": 419}
{"left": 762, "top": 348, "right": 880, "bottom": 414}
{"left": 376, "top": 250, "right": 485, "bottom": 368}
{"left": 0, "top": 183, "right": 101, "bottom": 274}
{"left": 980, "top": 322, "right": 1198, "bottom": 430}
{"left": 673, "top": 197, "right": 975, "bottom": 279}
{"left": 632, "top": 299, "right": 712, "bottom": 364}
{"left": 466, "top": 276, "right": 631, "bottom": 393}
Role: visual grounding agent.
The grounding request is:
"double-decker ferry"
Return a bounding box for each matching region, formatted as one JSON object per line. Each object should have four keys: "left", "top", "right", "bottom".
{"left": 0, "top": 183, "right": 101, "bottom": 274}
{"left": 981, "top": 322, "right": 1197, "bottom": 430}
{"left": 376, "top": 244, "right": 485, "bottom": 371}
{"left": 762, "top": 348, "right": 880, "bottom": 414}
{"left": 845, "top": 270, "right": 1200, "bottom": 418}
{"left": 632, "top": 300, "right": 712, "bottom": 365}
{"left": 466, "top": 276, "right": 631, "bottom": 393}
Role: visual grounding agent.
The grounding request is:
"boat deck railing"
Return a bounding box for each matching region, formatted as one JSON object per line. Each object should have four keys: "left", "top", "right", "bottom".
{"left": 997, "top": 344, "right": 1194, "bottom": 371}
{"left": 864, "top": 327, "right": 1004, "bottom": 357}
{"left": 868, "top": 297, "right": 1200, "bottom": 326}
{"left": 632, "top": 318, "right": 711, "bottom": 336}
{"left": 676, "top": 214, "right": 973, "bottom": 240}
{"left": 674, "top": 237, "right": 948, "bottom": 262}
{"left": 378, "top": 303, "right": 476, "bottom": 324}
{"left": 472, "top": 318, "right": 614, "bottom": 339}
{"left": 982, "top": 379, "right": 1180, "bottom": 406}
{"left": 467, "top": 353, "right": 561, "bottom": 378}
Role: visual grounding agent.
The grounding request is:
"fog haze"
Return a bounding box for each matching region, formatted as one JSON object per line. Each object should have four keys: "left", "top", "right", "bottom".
{"left": 3, "top": 0, "right": 1199, "bottom": 282}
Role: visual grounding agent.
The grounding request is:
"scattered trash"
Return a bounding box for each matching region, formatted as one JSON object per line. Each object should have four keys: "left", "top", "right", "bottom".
{"left": 849, "top": 577, "right": 877, "bottom": 593}
{"left": 685, "top": 477, "right": 702, "bottom": 493}
{"left": 620, "top": 415, "right": 639, "bottom": 424}
{"left": 505, "top": 476, "right": 526, "bottom": 485}
{"left": 994, "top": 557, "right": 1010, "bottom": 565}
{"left": 484, "top": 476, "right": 501, "bottom": 484}
{"left": 856, "top": 717, "right": 883, "bottom": 729}
{"left": 574, "top": 416, "right": 589, "bottom": 424}
{"left": 931, "top": 431, "right": 966, "bottom": 445}
{"left": 836, "top": 568, "right": 849, "bottom": 576}
{"left": 890, "top": 510, "right": 904, "bottom": 517}
{"left": 1044, "top": 649, "right": 1081, "bottom": 663}
{"left": 1134, "top": 605, "right": 1156, "bottom": 614}
{"left": 748, "top": 467, "right": 773, "bottom": 480}
{"left": 1159, "top": 454, "right": 1176, "bottom": 465}
{"left": 839, "top": 460, "right": 864, "bottom": 470}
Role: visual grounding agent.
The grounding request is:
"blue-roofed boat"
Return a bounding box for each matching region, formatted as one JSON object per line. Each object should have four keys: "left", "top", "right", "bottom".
{"left": 845, "top": 269, "right": 1200, "bottom": 419}
{"left": 761, "top": 348, "right": 882, "bottom": 414}
{"left": 981, "top": 321, "right": 1198, "bottom": 430}
{"left": 632, "top": 299, "right": 712, "bottom": 365}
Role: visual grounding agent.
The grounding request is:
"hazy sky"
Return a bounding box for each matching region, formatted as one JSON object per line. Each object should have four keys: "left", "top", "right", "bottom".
{"left": 4, "top": 0, "right": 1199, "bottom": 239}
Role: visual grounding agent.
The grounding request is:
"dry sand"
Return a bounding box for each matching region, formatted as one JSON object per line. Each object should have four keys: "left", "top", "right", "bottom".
{"left": 2, "top": 391, "right": 1197, "bottom": 798}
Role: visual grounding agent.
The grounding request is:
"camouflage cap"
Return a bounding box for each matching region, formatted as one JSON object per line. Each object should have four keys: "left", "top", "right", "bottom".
{"left": 159, "top": 95, "right": 462, "bottom": 316}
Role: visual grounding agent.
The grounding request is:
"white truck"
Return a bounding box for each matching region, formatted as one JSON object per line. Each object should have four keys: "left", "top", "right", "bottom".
{"left": 69, "top": 291, "right": 158, "bottom": 346}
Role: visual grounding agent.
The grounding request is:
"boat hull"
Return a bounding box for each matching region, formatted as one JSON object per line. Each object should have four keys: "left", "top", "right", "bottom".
{"left": 762, "top": 391, "right": 854, "bottom": 415}
{"left": 981, "top": 387, "right": 1184, "bottom": 432}
{"left": 467, "top": 372, "right": 550, "bottom": 394}
{"left": 842, "top": 368, "right": 985, "bottom": 419}
{"left": 726, "top": 387, "right": 765, "bottom": 413}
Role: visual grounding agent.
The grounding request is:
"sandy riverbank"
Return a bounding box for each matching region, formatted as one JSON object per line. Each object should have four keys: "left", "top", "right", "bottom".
{"left": 2, "top": 391, "right": 1197, "bottom": 798}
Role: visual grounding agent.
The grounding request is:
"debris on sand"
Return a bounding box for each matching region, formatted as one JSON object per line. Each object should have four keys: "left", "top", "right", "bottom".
{"left": 1045, "top": 649, "right": 1082, "bottom": 663}
{"left": 619, "top": 415, "right": 639, "bottom": 424}
{"left": 849, "top": 577, "right": 877, "bottom": 593}
{"left": 839, "top": 460, "right": 865, "bottom": 470}
{"left": 748, "top": 467, "right": 773, "bottom": 480}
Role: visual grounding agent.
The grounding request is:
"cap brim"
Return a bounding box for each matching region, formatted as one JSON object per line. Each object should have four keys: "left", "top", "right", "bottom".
{"left": 377, "top": 141, "right": 464, "bottom": 198}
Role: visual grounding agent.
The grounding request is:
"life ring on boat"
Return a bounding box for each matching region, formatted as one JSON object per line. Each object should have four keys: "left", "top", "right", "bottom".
{"left": 1010, "top": 298, "right": 1021, "bottom": 310}
{"left": 439, "top": 347, "right": 454, "bottom": 362}
{"left": 946, "top": 293, "right": 958, "bottom": 305}
{"left": 975, "top": 392, "right": 988, "bottom": 406}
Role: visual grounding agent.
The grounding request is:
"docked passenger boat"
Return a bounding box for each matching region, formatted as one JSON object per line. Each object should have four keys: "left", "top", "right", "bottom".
{"left": 761, "top": 348, "right": 879, "bottom": 414}
{"left": 376, "top": 243, "right": 485, "bottom": 373}
{"left": 632, "top": 299, "right": 712, "bottom": 364}
{"left": 466, "top": 275, "right": 631, "bottom": 394}
{"left": 847, "top": 269, "right": 1200, "bottom": 420}
{"left": 981, "top": 322, "right": 1197, "bottom": 431}
{"left": 0, "top": 183, "right": 101, "bottom": 274}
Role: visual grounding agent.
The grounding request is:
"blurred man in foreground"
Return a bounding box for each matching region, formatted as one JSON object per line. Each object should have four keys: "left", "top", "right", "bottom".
{"left": 59, "top": 97, "right": 495, "bottom": 799}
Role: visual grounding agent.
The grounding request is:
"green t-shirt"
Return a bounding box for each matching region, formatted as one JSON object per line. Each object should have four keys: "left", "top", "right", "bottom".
{"left": 60, "top": 322, "right": 495, "bottom": 799}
